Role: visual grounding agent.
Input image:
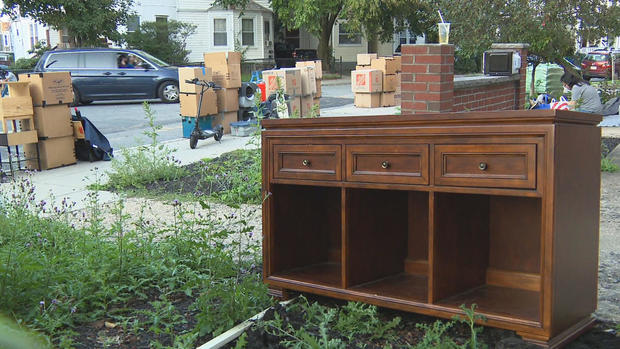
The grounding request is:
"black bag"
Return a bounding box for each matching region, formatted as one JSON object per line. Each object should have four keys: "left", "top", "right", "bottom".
{"left": 72, "top": 109, "right": 113, "bottom": 161}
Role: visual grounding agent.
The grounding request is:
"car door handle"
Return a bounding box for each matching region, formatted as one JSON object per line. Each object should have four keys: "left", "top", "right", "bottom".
{"left": 118, "top": 72, "right": 126, "bottom": 76}
{"left": 103, "top": 72, "right": 112, "bottom": 76}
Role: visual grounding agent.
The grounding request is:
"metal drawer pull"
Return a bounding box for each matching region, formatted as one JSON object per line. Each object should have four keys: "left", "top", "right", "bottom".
{"left": 302, "top": 159, "right": 311, "bottom": 167}
{"left": 478, "top": 162, "right": 488, "bottom": 171}
{"left": 381, "top": 161, "right": 390, "bottom": 169}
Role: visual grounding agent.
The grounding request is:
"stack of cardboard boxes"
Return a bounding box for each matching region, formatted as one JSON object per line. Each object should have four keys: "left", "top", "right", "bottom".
{"left": 205, "top": 52, "right": 241, "bottom": 133}
{"left": 0, "top": 82, "right": 38, "bottom": 173}
{"left": 352, "top": 54, "right": 401, "bottom": 108}
{"left": 262, "top": 60, "right": 322, "bottom": 118}
{"left": 295, "top": 60, "right": 322, "bottom": 117}
{"left": 178, "top": 52, "right": 242, "bottom": 135}
{"left": 19, "top": 72, "right": 76, "bottom": 170}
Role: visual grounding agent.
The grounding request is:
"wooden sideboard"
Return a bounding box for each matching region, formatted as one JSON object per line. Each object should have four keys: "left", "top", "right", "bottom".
{"left": 261, "top": 110, "right": 601, "bottom": 348}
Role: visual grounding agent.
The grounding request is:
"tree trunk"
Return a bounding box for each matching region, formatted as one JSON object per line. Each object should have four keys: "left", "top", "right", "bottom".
{"left": 530, "top": 61, "right": 538, "bottom": 100}
{"left": 367, "top": 37, "right": 378, "bottom": 54}
{"left": 317, "top": 13, "right": 339, "bottom": 72}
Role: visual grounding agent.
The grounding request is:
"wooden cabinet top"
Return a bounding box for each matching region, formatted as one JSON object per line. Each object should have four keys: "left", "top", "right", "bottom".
{"left": 261, "top": 110, "right": 602, "bottom": 131}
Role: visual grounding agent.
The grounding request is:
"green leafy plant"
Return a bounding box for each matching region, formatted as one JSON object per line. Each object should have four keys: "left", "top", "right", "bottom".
{"left": 124, "top": 20, "right": 197, "bottom": 65}
{"left": 453, "top": 304, "right": 487, "bottom": 349}
{"left": 106, "top": 102, "right": 187, "bottom": 189}
{"left": 602, "top": 158, "right": 619, "bottom": 172}
{"left": 413, "top": 320, "right": 459, "bottom": 349}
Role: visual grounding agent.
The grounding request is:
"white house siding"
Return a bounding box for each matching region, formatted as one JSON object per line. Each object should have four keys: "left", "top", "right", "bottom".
{"left": 232, "top": 10, "right": 273, "bottom": 60}
{"left": 132, "top": 0, "right": 178, "bottom": 21}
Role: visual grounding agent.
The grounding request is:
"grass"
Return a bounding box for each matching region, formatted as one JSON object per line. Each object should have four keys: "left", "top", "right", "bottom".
{"left": 602, "top": 157, "right": 619, "bottom": 172}
{"left": 322, "top": 73, "right": 342, "bottom": 80}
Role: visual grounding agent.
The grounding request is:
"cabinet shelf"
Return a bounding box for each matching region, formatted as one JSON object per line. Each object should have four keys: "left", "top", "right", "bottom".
{"left": 349, "top": 273, "right": 428, "bottom": 303}
{"left": 272, "top": 263, "right": 342, "bottom": 288}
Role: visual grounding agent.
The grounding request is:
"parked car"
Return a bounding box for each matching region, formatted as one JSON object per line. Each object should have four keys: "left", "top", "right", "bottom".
{"left": 33, "top": 48, "right": 180, "bottom": 105}
{"left": 580, "top": 50, "right": 620, "bottom": 80}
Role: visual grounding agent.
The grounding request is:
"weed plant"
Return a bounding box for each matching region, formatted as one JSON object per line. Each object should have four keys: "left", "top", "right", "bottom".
{"left": 0, "top": 175, "right": 270, "bottom": 346}
{"left": 106, "top": 102, "right": 187, "bottom": 189}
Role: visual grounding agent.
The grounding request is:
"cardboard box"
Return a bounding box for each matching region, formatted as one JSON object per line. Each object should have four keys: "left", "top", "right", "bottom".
{"left": 0, "top": 96, "right": 34, "bottom": 118}
{"left": 354, "top": 93, "right": 381, "bottom": 108}
{"left": 315, "top": 79, "right": 322, "bottom": 98}
{"left": 351, "top": 70, "right": 382, "bottom": 93}
{"left": 393, "top": 56, "right": 402, "bottom": 72}
{"left": 357, "top": 53, "right": 378, "bottom": 66}
{"left": 6, "top": 82, "right": 31, "bottom": 97}
{"left": 296, "top": 60, "right": 323, "bottom": 80}
{"left": 383, "top": 74, "right": 398, "bottom": 92}
{"left": 381, "top": 92, "right": 396, "bottom": 107}
{"left": 288, "top": 96, "right": 302, "bottom": 118}
{"left": 263, "top": 69, "right": 302, "bottom": 96}
{"left": 179, "top": 67, "right": 212, "bottom": 93}
{"left": 204, "top": 52, "right": 242, "bottom": 89}
{"left": 33, "top": 105, "right": 73, "bottom": 138}
{"left": 216, "top": 88, "right": 239, "bottom": 112}
{"left": 212, "top": 111, "right": 238, "bottom": 134}
{"left": 370, "top": 57, "right": 399, "bottom": 75}
{"left": 204, "top": 51, "right": 242, "bottom": 66}
{"left": 356, "top": 65, "right": 371, "bottom": 70}
{"left": 313, "top": 98, "right": 321, "bottom": 116}
{"left": 395, "top": 73, "right": 402, "bottom": 92}
{"left": 19, "top": 72, "right": 73, "bottom": 106}
{"left": 179, "top": 90, "right": 218, "bottom": 116}
{"left": 300, "top": 95, "right": 315, "bottom": 117}
{"left": 212, "top": 65, "right": 242, "bottom": 89}
{"left": 26, "top": 136, "right": 76, "bottom": 170}
{"left": 299, "top": 66, "right": 317, "bottom": 96}
{"left": 72, "top": 120, "right": 85, "bottom": 139}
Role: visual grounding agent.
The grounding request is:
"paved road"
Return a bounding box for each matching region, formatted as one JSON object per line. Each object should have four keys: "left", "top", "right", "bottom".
{"left": 79, "top": 84, "right": 353, "bottom": 150}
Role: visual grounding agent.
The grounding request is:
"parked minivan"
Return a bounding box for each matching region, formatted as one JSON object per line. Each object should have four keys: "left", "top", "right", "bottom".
{"left": 33, "top": 48, "right": 179, "bottom": 105}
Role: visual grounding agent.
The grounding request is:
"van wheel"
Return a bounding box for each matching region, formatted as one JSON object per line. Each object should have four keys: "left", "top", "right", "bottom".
{"left": 159, "top": 82, "right": 179, "bottom": 103}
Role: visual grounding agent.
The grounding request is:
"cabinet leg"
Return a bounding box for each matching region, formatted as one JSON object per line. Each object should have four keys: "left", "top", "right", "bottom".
{"left": 517, "top": 316, "right": 595, "bottom": 348}
{"left": 267, "top": 286, "right": 291, "bottom": 300}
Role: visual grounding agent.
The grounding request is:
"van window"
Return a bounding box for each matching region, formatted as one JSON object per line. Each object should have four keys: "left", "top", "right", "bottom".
{"left": 83, "top": 52, "right": 117, "bottom": 69}
{"left": 45, "top": 53, "right": 79, "bottom": 69}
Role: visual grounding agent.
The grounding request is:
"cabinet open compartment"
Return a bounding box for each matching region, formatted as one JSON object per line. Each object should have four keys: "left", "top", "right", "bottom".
{"left": 346, "top": 189, "right": 429, "bottom": 303}
{"left": 432, "top": 193, "right": 542, "bottom": 323}
{"left": 267, "top": 184, "right": 342, "bottom": 288}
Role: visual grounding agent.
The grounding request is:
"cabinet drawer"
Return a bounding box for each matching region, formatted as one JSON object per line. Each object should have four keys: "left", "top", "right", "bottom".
{"left": 434, "top": 144, "right": 537, "bottom": 189}
{"left": 273, "top": 144, "right": 341, "bottom": 181}
{"left": 346, "top": 144, "right": 429, "bottom": 184}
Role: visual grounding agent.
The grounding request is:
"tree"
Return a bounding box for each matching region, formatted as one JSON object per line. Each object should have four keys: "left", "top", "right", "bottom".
{"left": 432, "top": 0, "right": 617, "bottom": 95}
{"left": 343, "top": 0, "right": 434, "bottom": 53}
{"left": 124, "top": 20, "right": 197, "bottom": 65}
{"left": 215, "top": 0, "right": 435, "bottom": 69}
{"left": 2, "top": 0, "right": 134, "bottom": 47}
{"left": 10, "top": 42, "right": 51, "bottom": 70}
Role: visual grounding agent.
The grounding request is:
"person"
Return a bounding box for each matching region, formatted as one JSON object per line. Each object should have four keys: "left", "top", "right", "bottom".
{"left": 560, "top": 71, "right": 603, "bottom": 114}
{"left": 0, "top": 67, "right": 17, "bottom": 97}
{"left": 118, "top": 54, "right": 134, "bottom": 68}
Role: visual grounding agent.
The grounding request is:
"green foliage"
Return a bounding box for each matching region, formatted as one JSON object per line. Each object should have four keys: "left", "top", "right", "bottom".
{"left": 258, "top": 296, "right": 401, "bottom": 348}
{"left": 106, "top": 102, "right": 187, "bottom": 189}
{"left": 453, "top": 304, "right": 487, "bottom": 349}
{"left": 432, "top": 0, "right": 613, "bottom": 66}
{"left": 124, "top": 20, "right": 197, "bottom": 65}
{"left": 10, "top": 42, "right": 50, "bottom": 71}
{"left": 602, "top": 158, "right": 619, "bottom": 173}
{"left": 413, "top": 320, "right": 459, "bottom": 349}
{"left": 2, "top": 0, "right": 134, "bottom": 46}
{"left": 0, "top": 174, "right": 269, "bottom": 345}
{"left": 197, "top": 148, "right": 262, "bottom": 206}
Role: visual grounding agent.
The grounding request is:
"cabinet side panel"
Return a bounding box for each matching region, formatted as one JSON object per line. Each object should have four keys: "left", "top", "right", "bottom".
{"left": 551, "top": 124, "right": 600, "bottom": 336}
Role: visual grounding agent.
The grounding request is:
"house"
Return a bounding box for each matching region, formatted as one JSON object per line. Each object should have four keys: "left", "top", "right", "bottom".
{"left": 130, "top": 0, "right": 274, "bottom": 63}
{"left": 0, "top": 15, "right": 59, "bottom": 62}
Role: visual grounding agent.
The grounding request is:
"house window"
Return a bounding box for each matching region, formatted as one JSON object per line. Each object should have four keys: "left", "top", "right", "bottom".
{"left": 214, "top": 18, "right": 227, "bottom": 46}
{"left": 155, "top": 15, "right": 168, "bottom": 24}
{"left": 127, "top": 15, "right": 140, "bottom": 32}
{"left": 338, "top": 22, "right": 361, "bottom": 45}
{"left": 242, "top": 18, "right": 254, "bottom": 46}
{"left": 264, "top": 21, "right": 270, "bottom": 41}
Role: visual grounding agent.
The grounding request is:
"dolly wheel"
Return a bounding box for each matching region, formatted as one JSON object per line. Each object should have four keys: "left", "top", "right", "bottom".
{"left": 189, "top": 134, "right": 198, "bottom": 149}
{"left": 214, "top": 125, "right": 224, "bottom": 142}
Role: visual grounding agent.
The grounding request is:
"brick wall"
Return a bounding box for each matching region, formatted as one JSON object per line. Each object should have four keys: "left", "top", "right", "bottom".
{"left": 400, "top": 43, "right": 529, "bottom": 114}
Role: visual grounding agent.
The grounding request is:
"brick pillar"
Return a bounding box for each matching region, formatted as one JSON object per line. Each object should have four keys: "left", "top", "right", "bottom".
{"left": 400, "top": 44, "right": 454, "bottom": 114}
{"left": 491, "top": 43, "right": 530, "bottom": 109}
